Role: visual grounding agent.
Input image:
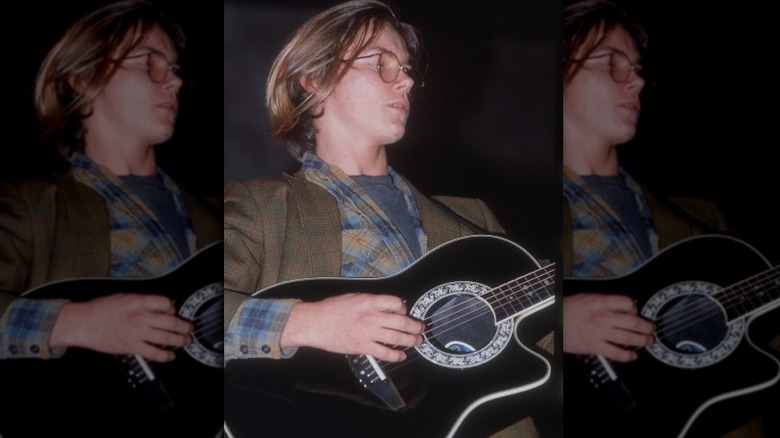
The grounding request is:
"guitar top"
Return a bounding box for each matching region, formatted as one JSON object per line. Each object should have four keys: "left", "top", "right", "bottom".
{"left": 225, "top": 234, "right": 559, "bottom": 438}
{"left": 563, "top": 235, "right": 780, "bottom": 438}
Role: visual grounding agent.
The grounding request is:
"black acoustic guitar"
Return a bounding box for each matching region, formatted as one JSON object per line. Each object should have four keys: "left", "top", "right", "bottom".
{"left": 224, "top": 235, "right": 558, "bottom": 438}
{"left": 564, "top": 235, "right": 780, "bottom": 438}
{"left": 0, "top": 241, "right": 224, "bottom": 438}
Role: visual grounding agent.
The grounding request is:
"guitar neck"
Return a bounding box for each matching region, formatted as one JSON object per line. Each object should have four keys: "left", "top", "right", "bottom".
{"left": 492, "top": 264, "right": 556, "bottom": 323}
{"left": 715, "top": 265, "right": 780, "bottom": 322}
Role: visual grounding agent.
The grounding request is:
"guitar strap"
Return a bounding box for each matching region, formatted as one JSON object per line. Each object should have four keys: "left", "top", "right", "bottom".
{"left": 428, "top": 196, "right": 491, "bottom": 235}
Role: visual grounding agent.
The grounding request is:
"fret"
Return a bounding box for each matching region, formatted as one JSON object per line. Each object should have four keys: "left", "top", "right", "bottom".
{"left": 491, "top": 264, "right": 555, "bottom": 323}
{"left": 719, "top": 266, "right": 780, "bottom": 321}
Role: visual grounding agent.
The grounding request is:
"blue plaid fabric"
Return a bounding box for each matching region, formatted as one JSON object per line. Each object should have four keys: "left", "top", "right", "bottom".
{"left": 564, "top": 167, "right": 658, "bottom": 277}
{"left": 71, "top": 153, "right": 196, "bottom": 277}
{"left": 302, "top": 152, "right": 426, "bottom": 277}
{"left": 0, "top": 298, "right": 67, "bottom": 359}
{"left": 225, "top": 298, "right": 300, "bottom": 360}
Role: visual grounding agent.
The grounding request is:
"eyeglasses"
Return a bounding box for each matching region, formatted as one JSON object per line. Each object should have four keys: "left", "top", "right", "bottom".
{"left": 585, "top": 50, "right": 642, "bottom": 83}
{"left": 352, "top": 51, "right": 424, "bottom": 99}
{"left": 123, "top": 50, "right": 181, "bottom": 84}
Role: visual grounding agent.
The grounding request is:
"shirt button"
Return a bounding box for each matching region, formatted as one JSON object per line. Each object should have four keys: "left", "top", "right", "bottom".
{"left": 30, "top": 345, "right": 40, "bottom": 354}
{"left": 9, "top": 345, "right": 18, "bottom": 355}
{"left": 239, "top": 345, "right": 249, "bottom": 355}
{"left": 261, "top": 345, "right": 271, "bottom": 354}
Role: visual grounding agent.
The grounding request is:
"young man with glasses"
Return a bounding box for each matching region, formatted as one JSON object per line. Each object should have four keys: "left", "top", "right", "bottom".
{"left": 223, "top": 1, "right": 555, "bottom": 436}
{"left": 0, "top": 1, "right": 221, "bottom": 436}
{"left": 561, "top": 1, "right": 773, "bottom": 437}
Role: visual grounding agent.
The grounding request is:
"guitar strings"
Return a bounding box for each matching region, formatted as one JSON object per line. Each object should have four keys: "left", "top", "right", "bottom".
{"left": 377, "top": 265, "right": 556, "bottom": 375}
{"left": 649, "top": 266, "right": 779, "bottom": 346}
{"left": 420, "top": 265, "right": 555, "bottom": 341}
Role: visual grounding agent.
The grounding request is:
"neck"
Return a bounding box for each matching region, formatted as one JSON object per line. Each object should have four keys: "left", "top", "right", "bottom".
{"left": 315, "top": 137, "right": 389, "bottom": 176}
{"left": 563, "top": 135, "right": 619, "bottom": 176}
{"left": 84, "top": 141, "right": 157, "bottom": 176}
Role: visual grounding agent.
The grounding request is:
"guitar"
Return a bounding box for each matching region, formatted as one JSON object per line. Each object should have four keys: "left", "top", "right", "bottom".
{"left": 224, "top": 235, "right": 558, "bottom": 438}
{"left": 0, "top": 241, "right": 224, "bottom": 438}
{"left": 564, "top": 235, "right": 780, "bottom": 438}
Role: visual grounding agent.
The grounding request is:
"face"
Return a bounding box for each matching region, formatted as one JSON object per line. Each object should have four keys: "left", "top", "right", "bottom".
{"left": 316, "top": 25, "right": 415, "bottom": 150}
{"left": 564, "top": 25, "right": 645, "bottom": 149}
{"left": 85, "top": 25, "right": 182, "bottom": 149}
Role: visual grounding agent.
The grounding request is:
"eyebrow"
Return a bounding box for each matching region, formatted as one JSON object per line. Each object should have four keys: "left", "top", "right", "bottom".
{"left": 592, "top": 46, "right": 640, "bottom": 62}
{"left": 361, "top": 45, "right": 411, "bottom": 65}
{"left": 129, "top": 45, "right": 178, "bottom": 63}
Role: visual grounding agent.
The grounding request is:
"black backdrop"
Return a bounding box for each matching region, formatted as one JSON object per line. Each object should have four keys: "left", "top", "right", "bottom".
{"left": 612, "top": 1, "right": 780, "bottom": 264}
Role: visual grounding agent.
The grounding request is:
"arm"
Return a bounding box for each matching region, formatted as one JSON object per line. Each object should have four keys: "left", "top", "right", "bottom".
{"left": 1, "top": 180, "right": 192, "bottom": 361}
{"left": 223, "top": 179, "right": 423, "bottom": 363}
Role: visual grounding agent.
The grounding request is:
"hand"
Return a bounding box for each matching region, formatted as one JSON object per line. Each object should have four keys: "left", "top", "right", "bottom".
{"left": 281, "top": 293, "right": 424, "bottom": 363}
{"left": 563, "top": 293, "right": 655, "bottom": 362}
{"left": 50, "top": 293, "right": 193, "bottom": 362}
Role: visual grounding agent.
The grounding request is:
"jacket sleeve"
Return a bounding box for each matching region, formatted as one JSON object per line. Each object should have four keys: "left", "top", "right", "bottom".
{"left": 223, "top": 179, "right": 300, "bottom": 361}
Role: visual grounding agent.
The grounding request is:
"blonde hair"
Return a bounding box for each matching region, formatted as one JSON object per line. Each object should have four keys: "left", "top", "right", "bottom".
{"left": 35, "top": 0, "right": 184, "bottom": 157}
{"left": 266, "top": 0, "right": 421, "bottom": 161}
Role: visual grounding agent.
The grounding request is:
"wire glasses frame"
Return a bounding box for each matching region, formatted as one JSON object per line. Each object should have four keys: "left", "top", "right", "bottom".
{"left": 352, "top": 51, "right": 424, "bottom": 99}
{"left": 585, "top": 50, "right": 642, "bottom": 83}
{"left": 123, "top": 50, "right": 181, "bottom": 84}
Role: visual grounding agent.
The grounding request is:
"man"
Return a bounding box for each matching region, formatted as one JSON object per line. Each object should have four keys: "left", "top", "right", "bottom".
{"left": 0, "top": 2, "right": 221, "bottom": 437}
{"left": 223, "top": 1, "right": 556, "bottom": 437}
{"left": 561, "top": 1, "right": 777, "bottom": 436}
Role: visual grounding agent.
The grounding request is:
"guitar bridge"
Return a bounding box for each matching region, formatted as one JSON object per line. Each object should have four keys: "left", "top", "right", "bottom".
{"left": 347, "top": 355, "right": 406, "bottom": 411}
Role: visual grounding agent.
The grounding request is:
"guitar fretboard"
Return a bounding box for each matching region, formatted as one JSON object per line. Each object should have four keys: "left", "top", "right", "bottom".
{"left": 492, "top": 264, "right": 556, "bottom": 323}
{"left": 715, "top": 265, "right": 780, "bottom": 322}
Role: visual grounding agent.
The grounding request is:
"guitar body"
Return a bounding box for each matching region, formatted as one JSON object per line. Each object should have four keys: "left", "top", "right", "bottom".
{"left": 564, "top": 235, "right": 780, "bottom": 437}
{"left": 0, "top": 242, "right": 224, "bottom": 438}
{"left": 224, "top": 235, "right": 557, "bottom": 438}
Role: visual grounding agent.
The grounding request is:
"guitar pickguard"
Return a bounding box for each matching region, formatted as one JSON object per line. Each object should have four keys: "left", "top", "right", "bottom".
{"left": 410, "top": 281, "right": 514, "bottom": 369}
{"left": 642, "top": 281, "right": 746, "bottom": 370}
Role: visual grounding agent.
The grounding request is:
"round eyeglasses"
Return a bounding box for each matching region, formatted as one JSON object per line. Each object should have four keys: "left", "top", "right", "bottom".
{"left": 123, "top": 50, "right": 181, "bottom": 84}
{"left": 585, "top": 50, "right": 642, "bottom": 83}
{"left": 352, "top": 51, "right": 424, "bottom": 99}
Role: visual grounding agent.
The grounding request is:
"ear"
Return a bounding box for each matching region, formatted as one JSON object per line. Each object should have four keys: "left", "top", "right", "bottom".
{"left": 298, "top": 74, "right": 319, "bottom": 94}
{"left": 68, "top": 74, "right": 89, "bottom": 94}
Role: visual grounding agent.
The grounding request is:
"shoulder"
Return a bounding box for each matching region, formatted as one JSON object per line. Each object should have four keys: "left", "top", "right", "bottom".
{"left": 0, "top": 175, "right": 98, "bottom": 209}
{"left": 430, "top": 195, "right": 506, "bottom": 235}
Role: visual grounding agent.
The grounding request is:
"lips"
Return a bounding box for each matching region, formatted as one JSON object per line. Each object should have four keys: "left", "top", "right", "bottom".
{"left": 387, "top": 99, "right": 410, "bottom": 113}
{"left": 619, "top": 100, "right": 641, "bottom": 113}
{"left": 158, "top": 101, "right": 179, "bottom": 115}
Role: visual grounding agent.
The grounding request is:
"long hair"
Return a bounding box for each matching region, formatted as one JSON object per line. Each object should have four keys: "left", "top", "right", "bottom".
{"left": 563, "top": 0, "right": 647, "bottom": 86}
{"left": 266, "top": 0, "right": 421, "bottom": 161}
{"left": 35, "top": 0, "right": 185, "bottom": 157}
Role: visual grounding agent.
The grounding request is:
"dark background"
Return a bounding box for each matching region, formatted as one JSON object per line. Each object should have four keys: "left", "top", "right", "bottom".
{"left": 611, "top": 1, "right": 779, "bottom": 265}
{"left": 223, "top": 0, "right": 562, "bottom": 264}
{"left": 8, "top": 0, "right": 224, "bottom": 199}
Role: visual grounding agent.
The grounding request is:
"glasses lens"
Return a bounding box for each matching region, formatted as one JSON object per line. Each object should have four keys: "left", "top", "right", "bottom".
{"left": 147, "top": 52, "right": 166, "bottom": 83}
{"left": 378, "top": 52, "right": 399, "bottom": 83}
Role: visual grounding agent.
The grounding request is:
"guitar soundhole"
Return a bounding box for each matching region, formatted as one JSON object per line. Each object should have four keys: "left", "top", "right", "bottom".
{"left": 193, "top": 295, "right": 223, "bottom": 353}
{"left": 426, "top": 293, "right": 496, "bottom": 354}
{"left": 654, "top": 294, "right": 726, "bottom": 353}
{"left": 411, "top": 281, "right": 514, "bottom": 369}
{"left": 643, "top": 281, "right": 746, "bottom": 369}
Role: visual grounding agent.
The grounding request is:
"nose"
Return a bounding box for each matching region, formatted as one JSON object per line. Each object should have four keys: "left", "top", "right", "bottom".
{"left": 395, "top": 69, "right": 414, "bottom": 97}
{"left": 164, "top": 70, "right": 183, "bottom": 94}
{"left": 625, "top": 68, "right": 645, "bottom": 93}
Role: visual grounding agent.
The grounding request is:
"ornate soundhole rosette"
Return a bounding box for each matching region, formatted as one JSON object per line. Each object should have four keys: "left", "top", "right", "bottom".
{"left": 410, "top": 281, "right": 514, "bottom": 369}
{"left": 641, "top": 280, "right": 745, "bottom": 369}
{"left": 179, "top": 281, "right": 223, "bottom": 368}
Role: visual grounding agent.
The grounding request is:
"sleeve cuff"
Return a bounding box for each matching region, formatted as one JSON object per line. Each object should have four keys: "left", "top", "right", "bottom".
{"left": 0, "top": 298, "right": 68, "bottom": 359}
{"left": 224, "top": 298, "right": 301, "bottom": 361}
